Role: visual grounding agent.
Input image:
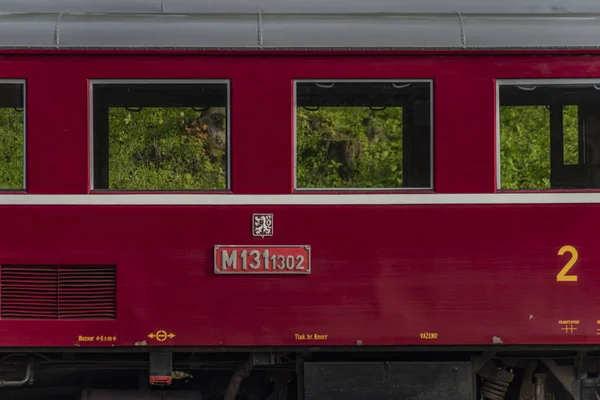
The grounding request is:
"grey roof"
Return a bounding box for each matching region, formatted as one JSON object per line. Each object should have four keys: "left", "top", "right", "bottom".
{"left": 1, "top": 0, "right": 600, "bottom": 50}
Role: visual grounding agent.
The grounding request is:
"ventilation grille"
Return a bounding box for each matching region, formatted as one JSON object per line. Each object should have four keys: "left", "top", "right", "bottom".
{"left": 0, "top": 265, "right": 116, "bottom": 319}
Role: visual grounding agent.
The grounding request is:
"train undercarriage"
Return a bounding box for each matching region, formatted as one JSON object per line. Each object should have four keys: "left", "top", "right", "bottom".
{"left": 0, "top": 348, "right": 597, "bottom": 400}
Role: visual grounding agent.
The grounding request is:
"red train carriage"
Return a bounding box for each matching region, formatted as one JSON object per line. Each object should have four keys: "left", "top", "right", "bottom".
{"left": 2, "top": 0, "right": 600, "bottom": 399}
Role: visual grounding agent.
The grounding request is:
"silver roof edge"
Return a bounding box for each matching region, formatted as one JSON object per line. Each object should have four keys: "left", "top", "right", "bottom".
{"left": 3, "top": 0, "right": 600, "bottom": 14}
{"left": 0, "top": 12, "right": 600, "bottom": 50}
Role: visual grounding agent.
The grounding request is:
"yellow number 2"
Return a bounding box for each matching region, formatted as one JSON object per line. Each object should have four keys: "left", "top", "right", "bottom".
{"left": 557, "top": 245, "right": 578, "bottom": 282}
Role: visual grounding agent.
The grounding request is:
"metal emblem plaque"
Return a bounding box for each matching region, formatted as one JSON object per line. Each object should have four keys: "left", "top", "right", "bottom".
{"left": 252, "top": 213, "right": 273, "bottom": 238}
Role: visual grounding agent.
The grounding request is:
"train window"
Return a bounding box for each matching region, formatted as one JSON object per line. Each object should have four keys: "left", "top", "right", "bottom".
{"left": 294, "top": 81, "right": 432, "bottom": 190}
{"left": 498, "top": 81, "right": 600, "bottom": 190}
{"left": 91, "top": 81, "right": 229, "bottom": 191}
{"left": 0, "top": 82, "right": 24, "bottom": 191}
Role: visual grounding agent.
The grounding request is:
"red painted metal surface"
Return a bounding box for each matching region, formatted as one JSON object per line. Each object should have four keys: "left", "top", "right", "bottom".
{"left": 0, "top": 53, "right": 597, "bottom": 348}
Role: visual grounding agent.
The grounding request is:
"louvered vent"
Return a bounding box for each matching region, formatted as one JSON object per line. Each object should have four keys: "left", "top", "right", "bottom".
{"left": 0, "top": 265, "right": 116, "bottom": 319}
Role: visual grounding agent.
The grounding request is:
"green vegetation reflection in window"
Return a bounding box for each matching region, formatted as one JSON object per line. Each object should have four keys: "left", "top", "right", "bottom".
{"left": 0, "top": 83, "right": 24, "bottom": 190}
{"left": 499, "top": 83, "right": 600, "bottom": 190}
{"left": 92, "top": 82, "right": 228, "bottom": 191}
{"left": 295, "top": 81, "right": 432, "bottom": 190}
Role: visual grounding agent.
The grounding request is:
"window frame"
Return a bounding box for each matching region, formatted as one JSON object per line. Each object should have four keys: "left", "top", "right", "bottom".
{"left": 88, "top": 79, "right": 231, "bottom": 193}
{"left": 292, "top": 79, "right": 434, "bottom": 192}
{"left": 0, "top": 79, "right": 27, "bottom": 192}
{"left": 496, "top": 78, "right": 600, "bottom": 192}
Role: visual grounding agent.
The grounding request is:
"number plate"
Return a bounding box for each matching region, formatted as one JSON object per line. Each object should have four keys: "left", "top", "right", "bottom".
{"left": 214, "top": 245, "right": 311, "bottom": 275}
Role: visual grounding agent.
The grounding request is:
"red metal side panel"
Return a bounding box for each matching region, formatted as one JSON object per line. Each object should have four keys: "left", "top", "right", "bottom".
{"left": 0, "top": 204, "right": 594, "bottom": 347}
{"left": 0, "top": 54, "right": 595, "bottom": 348}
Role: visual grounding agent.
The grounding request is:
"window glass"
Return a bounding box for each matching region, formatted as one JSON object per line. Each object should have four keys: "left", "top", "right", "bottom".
{"left": 295, "top": 81, "right": 432, "bottom": 190}
{"left": 0, "top": 83, "right": 24, "bottom": 190}
{"left": 92, "top": 82, "right": 228, "bottom": 191}
{"left": 499, "top": 83, "right": 600, "bottom": 190}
